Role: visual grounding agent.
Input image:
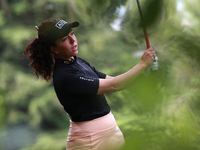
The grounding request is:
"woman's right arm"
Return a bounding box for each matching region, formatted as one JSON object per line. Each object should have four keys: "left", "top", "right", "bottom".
{"left": 97, "top": 47, "right": 156, "bottom": 95}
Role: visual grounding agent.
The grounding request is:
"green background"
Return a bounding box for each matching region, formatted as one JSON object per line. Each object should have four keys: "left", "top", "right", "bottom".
{"left": 1, "top": 0, "right": 200, "bottom": 149}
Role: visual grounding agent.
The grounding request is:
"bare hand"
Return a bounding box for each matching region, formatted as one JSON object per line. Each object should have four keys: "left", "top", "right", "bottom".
{"left": 140, "top": 47, "right": 156, "bottom": 68}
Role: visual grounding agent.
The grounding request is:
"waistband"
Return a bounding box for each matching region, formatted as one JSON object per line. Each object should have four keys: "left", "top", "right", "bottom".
{"left": 68, "top": 112, "right": 116, "bottom": 135}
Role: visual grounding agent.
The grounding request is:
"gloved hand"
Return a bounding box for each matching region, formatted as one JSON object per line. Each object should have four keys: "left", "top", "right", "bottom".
{"left": 150, "top": 56, "right": 158, "bottom": 71}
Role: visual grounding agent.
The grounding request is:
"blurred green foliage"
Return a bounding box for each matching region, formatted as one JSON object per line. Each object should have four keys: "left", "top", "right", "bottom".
{"left": 0, "top": 0, "right": 200, "bottom": 149}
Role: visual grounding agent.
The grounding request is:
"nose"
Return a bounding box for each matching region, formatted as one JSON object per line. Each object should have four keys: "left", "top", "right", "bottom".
{"left": 69, "top": 35, "right": 75, "bottom": 44}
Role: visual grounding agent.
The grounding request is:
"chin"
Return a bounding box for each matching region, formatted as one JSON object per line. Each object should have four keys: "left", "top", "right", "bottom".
{"left": 74, "top": 51, "right": 78, "bottom": 56}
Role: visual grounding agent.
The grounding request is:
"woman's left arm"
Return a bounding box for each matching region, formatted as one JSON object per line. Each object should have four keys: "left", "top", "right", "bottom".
{"left": 105, "top": 75, "right": 114, "bottom": 79}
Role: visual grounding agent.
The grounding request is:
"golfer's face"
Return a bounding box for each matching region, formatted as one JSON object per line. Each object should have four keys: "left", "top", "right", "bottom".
{"left": 54, "top": 30, "right": 78, "bottom": 60}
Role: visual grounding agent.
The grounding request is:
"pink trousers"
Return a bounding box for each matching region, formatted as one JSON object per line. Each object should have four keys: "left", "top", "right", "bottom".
{"left": 66, "top": 112, "right": 125, "bottom": 150}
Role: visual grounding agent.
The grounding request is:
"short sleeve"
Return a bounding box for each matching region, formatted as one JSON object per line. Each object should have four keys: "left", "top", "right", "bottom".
{"left": 86, "top": 65, "right": 106, "bottom": 79}
{"left": 93, "top": 68, "right": 106, "bottom": 79}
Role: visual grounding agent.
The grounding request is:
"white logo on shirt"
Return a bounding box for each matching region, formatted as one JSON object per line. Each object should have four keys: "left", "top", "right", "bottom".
{"left": 80, "top": 77, "right": 94, "bottom": 82}
{"left": 55, "top": 20, "right": 67, "bottom": 29}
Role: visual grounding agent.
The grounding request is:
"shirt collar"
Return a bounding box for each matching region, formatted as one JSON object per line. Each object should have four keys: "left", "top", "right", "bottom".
{"left": 55, "top": 56, "right": 76, "bottom": 64}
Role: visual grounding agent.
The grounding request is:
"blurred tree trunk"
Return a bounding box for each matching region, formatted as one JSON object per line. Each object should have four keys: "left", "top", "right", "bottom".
{"left": 0, "top": 0, "right": 10, "bottom": 17}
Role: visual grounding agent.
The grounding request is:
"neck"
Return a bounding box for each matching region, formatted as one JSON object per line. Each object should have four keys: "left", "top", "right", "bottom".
{"left": 55, "top": 55, "right": 75, "bottom": 61}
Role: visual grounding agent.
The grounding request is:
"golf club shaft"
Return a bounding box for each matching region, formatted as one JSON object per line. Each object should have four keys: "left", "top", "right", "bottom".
{"left": 136, "top": 0, "right": 151, "bottom": 49}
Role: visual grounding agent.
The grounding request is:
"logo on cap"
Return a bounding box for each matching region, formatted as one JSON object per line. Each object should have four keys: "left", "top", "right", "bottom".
{"left": 55, "top": 20, "right": 67, "bottom": 29}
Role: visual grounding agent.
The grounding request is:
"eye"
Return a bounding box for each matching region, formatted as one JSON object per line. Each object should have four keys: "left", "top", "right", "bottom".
{"left": 71, "top": 32, "right": 74, "bottom": 36}
{"left": 62, "top": 36, "right": 68, "bottom": 41}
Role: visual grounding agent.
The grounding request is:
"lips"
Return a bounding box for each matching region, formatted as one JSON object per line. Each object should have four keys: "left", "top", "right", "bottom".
{"left": 72, "top": 45, "right": 78, "bottom": 51}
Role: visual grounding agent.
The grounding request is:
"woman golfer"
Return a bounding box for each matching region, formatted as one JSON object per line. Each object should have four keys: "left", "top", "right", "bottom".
{"left": 22, "top": 18, "right": 156, "bottom": 150}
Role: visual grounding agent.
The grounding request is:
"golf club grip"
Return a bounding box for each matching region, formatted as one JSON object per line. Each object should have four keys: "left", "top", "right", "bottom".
{"left": 144, "top": 29, "right": 150, "bottom": 49}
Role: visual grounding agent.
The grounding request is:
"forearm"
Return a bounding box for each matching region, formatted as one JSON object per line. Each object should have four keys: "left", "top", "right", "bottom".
{"left": 98, "top": 62, "right": 147, "bottom": 95}
{"left": 97, "top": 47, "right": 155, "bottom": 95}
{"left": 111, "top": 62, "right": 147, "bottom": 91}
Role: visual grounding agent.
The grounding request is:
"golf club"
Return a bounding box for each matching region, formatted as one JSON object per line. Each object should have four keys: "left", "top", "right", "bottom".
{"left": 136, "top": 0, "right": 158, "bottom": 73}
{"left": 136, "top": 0, "right": 151, "bottom": 49}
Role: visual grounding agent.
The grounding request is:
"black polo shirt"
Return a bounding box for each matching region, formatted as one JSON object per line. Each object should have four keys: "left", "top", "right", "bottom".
{"left": 53, "top": 56, "right": 110, "bottom": 122}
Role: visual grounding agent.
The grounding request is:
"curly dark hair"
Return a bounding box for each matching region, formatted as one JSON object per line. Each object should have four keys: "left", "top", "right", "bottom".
{"left": 22, "top": 18, "right": 59, "bottom": 82}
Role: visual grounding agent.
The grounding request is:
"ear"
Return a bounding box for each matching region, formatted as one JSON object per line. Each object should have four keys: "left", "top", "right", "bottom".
{"left": 51, "top": 46, "right": 59, "bottom": 54}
